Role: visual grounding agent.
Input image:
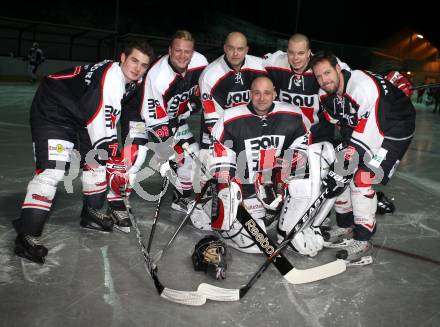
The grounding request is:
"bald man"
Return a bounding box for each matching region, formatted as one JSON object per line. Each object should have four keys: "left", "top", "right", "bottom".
{"left": 198, "top": 31, "right": 267, "bottom": 152}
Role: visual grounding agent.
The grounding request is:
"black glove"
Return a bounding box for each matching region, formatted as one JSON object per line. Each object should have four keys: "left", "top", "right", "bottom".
{"left": 323, "top": 162, "right": 353, "bottom": 198}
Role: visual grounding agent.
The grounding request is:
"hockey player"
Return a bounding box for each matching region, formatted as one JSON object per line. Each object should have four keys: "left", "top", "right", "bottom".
{"left": 191, "top": 76, "right": 330, "bottom": 256}
{"left": 264, "top": 33, "right": 403, "bottom": 228}
{"left": 309, "top": 50, "right": 416, "bottom": 262}
{"left": 263, "top": 33, "right": 350, "bottom": 143}
{"left": 199, "top": 32, "right": 267, "bottom": 151}
{"left": 12, "top": 40, "right": 153, "bottom": 263}
{"left": 139, "top": 30, "right": 208, "bottom": 213}
{"left": 26, "top": 42, "right": 45, "bottom": 83}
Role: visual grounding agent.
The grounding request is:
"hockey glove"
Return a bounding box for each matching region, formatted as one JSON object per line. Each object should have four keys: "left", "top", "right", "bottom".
{"left": 106, "top": 156, "right": 129, "bottom": 196}
{"left": 385, "top": 71, "right": 413, "bottom": 97}
{"left": 323, "top": 162, "right": 353, "bottom": 199}
{"left": 254, "top": 168, "right": 287, "bottom": 211}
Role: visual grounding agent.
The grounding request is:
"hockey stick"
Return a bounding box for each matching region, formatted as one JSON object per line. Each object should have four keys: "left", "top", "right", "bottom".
{"left": 147, "top": 176, "right": 169, "bottom": 253}
{"left": 410, "top": 82, "right": 440, "bottom": 90}
{"left": 152, "top": 179, "right": 212, "bottom": 264}
{"left": 181, "top": 143, "right": 346, "bottom": 298}
{"left": 121, "top": 190, "right": 208, "bottom": 306}
{"left": 197, "top": 190, "right": 347, "bottom": 301}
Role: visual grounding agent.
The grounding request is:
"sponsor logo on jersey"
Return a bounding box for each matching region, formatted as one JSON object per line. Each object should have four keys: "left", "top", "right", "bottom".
{"left": 105, "top": 105, "right": 120, "bottom": 129}
{"left": 225, "top": 90, "right": 250, "bottom": 108}
{"left": 84, "top": 60, "right": 111, "bottom": 85}
{"left": 279, "top": 91, "right": 317, "bottom": 107}
{"left": 32, "top": 194, "right": 52, "bottom": 204}
{"left": 244, "top": 135, "right": 285, "bottom": 179}
{"left": 167, "top": 85, "right": 198, "bottom": 114}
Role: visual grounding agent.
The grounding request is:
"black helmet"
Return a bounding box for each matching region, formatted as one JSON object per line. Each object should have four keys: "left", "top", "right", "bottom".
{"left": 192, "top": 235, "right": 227, "bottom": 280}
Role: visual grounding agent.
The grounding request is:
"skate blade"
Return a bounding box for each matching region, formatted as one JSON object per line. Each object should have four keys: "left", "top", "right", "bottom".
{"left": 346, "top": 255, "right": 373, "bottom": 267}
{"left": 80, "top": 223, "right": 113, "bottom": 233}
{"left": 324, "top": 241, "right": 349, "bottom": 249}
{"left": 114, "top": 225, "right": 131, "bottom": 233}
{"left": 15, "top": 249, "right": 45, "bottom": 264}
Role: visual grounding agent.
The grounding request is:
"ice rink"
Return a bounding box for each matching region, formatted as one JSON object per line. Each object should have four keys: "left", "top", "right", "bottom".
{"left": 0, "top": 82, "right": 439, "bottom": 327}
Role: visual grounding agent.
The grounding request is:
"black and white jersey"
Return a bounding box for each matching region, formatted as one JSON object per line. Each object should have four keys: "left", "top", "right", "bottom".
{"left": 140, "top": 52, "right": 208, "bottom": 139}
{"left": 199, "top": 54, "right": 267, "bottom": 146}
{"left": 210, "top": 101, "right": 310, "bottom": 188}
{"left": 263, "top": 50, "right": 350, "bottom": 143}
{"left": 32, "top": 61, "right": 131, "bottom": 156}
{"left": 318, "top": 70, "right": 416, "bottom": 162}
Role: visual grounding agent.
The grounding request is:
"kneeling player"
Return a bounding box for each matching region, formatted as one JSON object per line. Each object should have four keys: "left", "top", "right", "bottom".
{"left": 190, "top": 76, "right": 332, "bottom": 256}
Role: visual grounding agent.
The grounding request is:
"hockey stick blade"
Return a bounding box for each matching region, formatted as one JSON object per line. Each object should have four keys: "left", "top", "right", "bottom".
{"left": 284, "top": 259, "right": 346, "bottom": 284}
{"left": 197, "top": 283, "right": 240, "bottom": 301}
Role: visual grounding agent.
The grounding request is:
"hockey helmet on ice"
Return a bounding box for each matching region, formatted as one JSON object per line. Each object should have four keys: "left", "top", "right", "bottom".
{"left": 192, "top": 235, "right": 227, "bottom": 280}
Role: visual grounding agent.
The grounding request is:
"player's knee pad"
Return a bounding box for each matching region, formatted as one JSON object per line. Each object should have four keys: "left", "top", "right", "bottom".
{"left": 82, "top": 164, "right": 107, "bottom": 196}
{"left": 22, "top": 169, "right": 65, "bottom": 211}
{"left": 351, "top": 182, "right": 377, "bottom": 234}
{"left": 220, "top": 197, "right": 265, "bottom": 254}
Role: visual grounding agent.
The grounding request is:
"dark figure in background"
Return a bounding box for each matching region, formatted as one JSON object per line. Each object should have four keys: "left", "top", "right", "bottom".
{"left": 416, "top": 88, "right": 425, "bottom": 103}
{"left": 432, "top": 87, "right": 440, "bottom": 113}
{"left": 26, "top": 42, "right": 45, "bottom": 83}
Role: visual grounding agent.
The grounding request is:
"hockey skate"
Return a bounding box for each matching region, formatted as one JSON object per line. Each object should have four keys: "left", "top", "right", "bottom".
{"left": 328, "top": 238, "right": 373, "bottom": 266}
{"left": 80, "top": 205, "right": 114, "bottom": 232}
{"left": 107, "top": 207, "right": 132, "bottom": 233}
{"left": 171, "top": 190, "right": 192, "bottom": 213}
{"left": 15, "top": 234, "right": 48, "bottom": 264}
{"left": 322, "top": 226, "right": 353, "bottom": 245}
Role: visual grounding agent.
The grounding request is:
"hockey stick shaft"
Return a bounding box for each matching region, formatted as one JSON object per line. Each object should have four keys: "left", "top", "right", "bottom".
{"left": 152, "top": 179, "right": 212, "bottom": 264}
{"left": 147, "top": 177, "right": 169, "bottom": 253}
{"left": 121, "top": 191, "right": 207, "bottom": 305}
{"left": 410, "top": 82, "right": 440, "bottom": 90}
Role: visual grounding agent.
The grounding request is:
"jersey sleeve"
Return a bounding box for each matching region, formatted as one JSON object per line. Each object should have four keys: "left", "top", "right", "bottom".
{"left": 86, "top": 67, "right": 122, "bottom": 159}
{"left": 140, "top": 76, "right": 171, "bottom": 142}
{"left": 209, "top": 115, "right": 237, "bottom": 180}
{"left": 347, "top": 76, "right": 380, "bottom": 159}
{"left": 199, "top": 72, "right": 225, "bottom": 135}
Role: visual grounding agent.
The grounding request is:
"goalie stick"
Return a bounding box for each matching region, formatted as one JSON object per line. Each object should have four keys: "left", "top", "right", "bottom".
{"left": 181, "top": 142, "right": 346, "bottom": 300}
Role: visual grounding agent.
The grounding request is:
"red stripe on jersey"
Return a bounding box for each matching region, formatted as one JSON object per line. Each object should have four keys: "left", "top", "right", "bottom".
{"left": 86, "top": 64, "right": 112, "bottom": 126}
{"left": 187, "top": 65, "right": 207, "bottom": 72}
{"left": 300, "top": 107, "right": 315, "bottom": 124}
{"left": 203, "top": 99, "right": 216, "bottom": 114}
{"left": 213, "top": 142, "right": 228, "bottom": 157}
{"left": 265, "top": 66, "right": 291, "bottom": 73}
{"left": 48, "top": 66, "right": 81, "bottom": 80}
{"left": 354, "top": 117, "right": 367, "bottom": 133}
{"left": 156, "top": 105, "right": 167, "bottom": 119}
{"left": 323, "top": 111, "right": 332, "bottom": 122}
{"left": 224, "top": 113, "right": 255, "bottom": 125}
{"left": 22, "top": 203, "right": 51, "bottom": 210}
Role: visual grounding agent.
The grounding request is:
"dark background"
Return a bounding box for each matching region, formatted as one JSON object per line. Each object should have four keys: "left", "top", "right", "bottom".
{"left": 3, "top": 0, "right": 438, "bottom": 47}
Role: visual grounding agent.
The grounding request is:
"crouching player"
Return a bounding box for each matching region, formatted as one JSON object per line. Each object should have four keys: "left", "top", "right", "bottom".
{"left": 190, "top": 76, "right": 336, "bottom": 257}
